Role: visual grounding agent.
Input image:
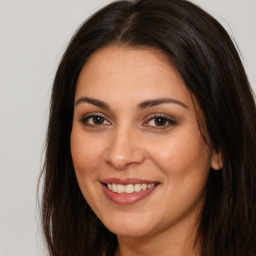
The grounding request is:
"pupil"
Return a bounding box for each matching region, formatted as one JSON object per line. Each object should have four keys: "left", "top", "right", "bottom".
{"left": 93, "top": 116, "right": 104, "bottom": 124}
{"left": 155, "top": 117, "right": 166, "bottom": 126}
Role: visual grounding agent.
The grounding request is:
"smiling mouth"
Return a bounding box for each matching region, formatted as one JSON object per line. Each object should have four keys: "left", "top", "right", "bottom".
{"left": 100, "top": 178, "right": 160, "bottom": 204}
{"left": 106, "top": 183, "right": 157, "bottom": 194}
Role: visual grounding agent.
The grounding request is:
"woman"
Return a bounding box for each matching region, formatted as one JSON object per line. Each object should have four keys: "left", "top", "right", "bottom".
{"left": 40, "top": 0, "right": 256, "bottom": 255}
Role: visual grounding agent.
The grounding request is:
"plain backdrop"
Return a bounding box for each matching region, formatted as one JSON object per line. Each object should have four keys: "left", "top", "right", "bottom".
{"left": 0, "top": 0, "right": 255, "bottom": 255}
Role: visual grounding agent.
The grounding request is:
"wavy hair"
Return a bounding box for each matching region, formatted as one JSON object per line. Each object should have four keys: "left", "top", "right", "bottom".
{"left": 40, "top": 0, "right": 256, "bottom": 255}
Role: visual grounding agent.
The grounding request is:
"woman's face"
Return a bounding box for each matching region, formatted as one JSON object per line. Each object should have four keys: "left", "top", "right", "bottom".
{"left": 71, "top": 46, "right": 219, "bottom": 239}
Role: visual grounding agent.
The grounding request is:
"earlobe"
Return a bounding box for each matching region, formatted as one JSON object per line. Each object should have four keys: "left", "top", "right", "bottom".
{"left": 211, "top": 150, "right": 223, "bottom": 170}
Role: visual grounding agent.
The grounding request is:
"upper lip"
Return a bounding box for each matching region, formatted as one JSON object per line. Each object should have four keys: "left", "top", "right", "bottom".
{"left": 100, "top": 178, "right": 160, "bottom": 185}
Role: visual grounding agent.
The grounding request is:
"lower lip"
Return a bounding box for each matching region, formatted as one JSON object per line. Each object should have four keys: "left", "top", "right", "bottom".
{"left": 101, "top": 183, "right": 158, "bottom": 205}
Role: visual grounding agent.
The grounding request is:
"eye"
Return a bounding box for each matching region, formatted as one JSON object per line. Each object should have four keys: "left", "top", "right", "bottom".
{"left": 145, "top": 115, "right": 176, "bottom": 129}
{"left": 80, "top": 115, "right": 111, "bottom": 126}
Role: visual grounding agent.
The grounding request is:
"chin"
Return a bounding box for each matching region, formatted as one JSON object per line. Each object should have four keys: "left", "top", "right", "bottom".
{"left": 110, "top": 226, "right": 150, "bottom": 238}
{"left": 102, "top": 214, "right": 155, "bottom": 238}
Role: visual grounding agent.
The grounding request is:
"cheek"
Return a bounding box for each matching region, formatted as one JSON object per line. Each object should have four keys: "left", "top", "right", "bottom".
{"left": 70, "top": 130, "right": 104, "bottom": 207}
{"left": 147, "top": 132, "right": 211, "bottom": 219}
{"left": 146, "top": 130, "right": 211, "bottom": 178}
{"left": 70, "top": 131, "right": 103, "bottom": 176}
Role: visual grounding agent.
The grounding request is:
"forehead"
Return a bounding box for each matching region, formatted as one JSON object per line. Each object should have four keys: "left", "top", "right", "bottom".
{"left": 75, "top": 45, "right": 192, "bottom": 108}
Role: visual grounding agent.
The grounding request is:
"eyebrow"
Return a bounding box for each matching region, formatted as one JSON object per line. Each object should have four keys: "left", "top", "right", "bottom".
{"left": 74, "top": 97, "right": 110, "bottom": 109}
{"left": 74, "top": 96, "right": 188, "bottom": 110}
{"left": 138, "top": 98, "right": 188, "bottom": 110}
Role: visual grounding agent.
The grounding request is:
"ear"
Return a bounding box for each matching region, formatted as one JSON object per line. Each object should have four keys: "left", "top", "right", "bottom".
{"left": 211, "top": 150, "right": 223, "bottom": 170}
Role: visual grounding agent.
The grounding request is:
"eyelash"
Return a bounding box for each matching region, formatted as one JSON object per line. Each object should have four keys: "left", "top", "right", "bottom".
{"left": 144, "top": 114, "right": 177, "bottom": 129}
{"left": 80, "top": 114, "right": 177, "bottom": 129}
{"left": 80, "top": 114, "right": 111, "bottom": 126}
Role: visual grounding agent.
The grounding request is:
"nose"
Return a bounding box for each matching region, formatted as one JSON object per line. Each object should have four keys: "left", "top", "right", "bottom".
{"left": 103, "top": 126, "right": 145, "bottom": 170}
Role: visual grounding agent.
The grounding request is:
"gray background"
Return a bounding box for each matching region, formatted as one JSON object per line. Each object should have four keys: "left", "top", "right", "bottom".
{"left": 0, "top": 0, "right": 255, "bottom": 255}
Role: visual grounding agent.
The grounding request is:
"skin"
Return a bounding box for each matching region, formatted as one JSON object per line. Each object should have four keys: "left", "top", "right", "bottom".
{"left": 70, "top": 46, "right": 221, "bottom": 256}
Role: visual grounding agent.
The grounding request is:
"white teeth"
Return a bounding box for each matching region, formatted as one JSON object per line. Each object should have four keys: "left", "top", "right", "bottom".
{"left": 141, "top": 184, "right": 147, "bottom": 190}
{"left": 106, "top": 183, "right": 156, "bottom": 193}
{"left": 116, "top": 184, "right": 125, "bottom": 193}
{"left": 125, "top": 184, "right": 134, "bottom": 193}
{"left": 134, "top": 184, "right": 142, "bottom": 192}
{"left": 112, "top": 184, "right": 117, "bottom": 192}
{"left": 147, "top": 184, "right": 154, "bottom": 189}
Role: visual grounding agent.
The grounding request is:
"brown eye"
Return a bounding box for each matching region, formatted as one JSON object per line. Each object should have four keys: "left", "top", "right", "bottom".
{"left": 154, "top": 117, "right": 167, "bottom": 126}
{"left": 92, "top": 116, "right": 105, "bottom": 124}
{"left": 145, "top": 116, "right": 177, "bottom": 129}
{"left": 81, "top": 115, "right": 111, "bottom": 126}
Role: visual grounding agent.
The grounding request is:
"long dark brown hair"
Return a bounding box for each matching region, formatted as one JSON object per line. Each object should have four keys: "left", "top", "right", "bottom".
{"left": 40, "top": 0, "right": 256, "bottom": 255}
